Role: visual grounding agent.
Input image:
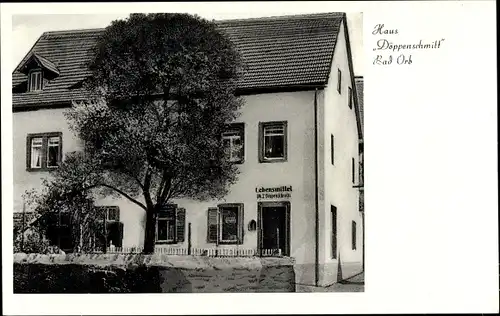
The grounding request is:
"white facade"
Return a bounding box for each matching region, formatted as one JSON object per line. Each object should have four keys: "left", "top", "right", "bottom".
{"left": 13, "top": 19, "right": 363, "bottom": 287}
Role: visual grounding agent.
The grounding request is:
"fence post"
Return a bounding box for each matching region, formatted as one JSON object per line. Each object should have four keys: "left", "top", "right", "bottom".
{"left": 188, "top": 223, "right": 192, "bottom": 255}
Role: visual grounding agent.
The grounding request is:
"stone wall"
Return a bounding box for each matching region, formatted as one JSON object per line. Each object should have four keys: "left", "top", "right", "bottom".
{"left": 13, "top": 253, "right": 295, "bottom": 293}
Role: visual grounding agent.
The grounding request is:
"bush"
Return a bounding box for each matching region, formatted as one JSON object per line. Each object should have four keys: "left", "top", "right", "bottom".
{"left": 14, "top": 230, "right": 50, "bottom": 254}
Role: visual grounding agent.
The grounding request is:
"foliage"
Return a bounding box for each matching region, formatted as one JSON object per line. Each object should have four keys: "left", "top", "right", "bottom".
{"left": 14, "top": 229, "right": 50, "bottom": 254}
{"left": 29, "top": 13, "right": 245, "bottom": 253}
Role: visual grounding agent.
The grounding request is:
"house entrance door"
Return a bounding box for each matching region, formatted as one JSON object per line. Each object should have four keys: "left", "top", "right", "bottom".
{"left": 258, "top": 202, "right": 290, "bottom": 256}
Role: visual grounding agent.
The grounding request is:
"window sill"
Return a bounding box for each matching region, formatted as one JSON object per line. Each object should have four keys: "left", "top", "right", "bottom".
{"left": 259, "top": 158, "right": 287, "bottom": 164}
{"left": 218, "top": 241, "right": 241, "bottom": 245}
{"left": 155, "top": 241, "right": 179, "bottom": 245}
{"left": 26, "top": 167, "right": 59, "bottom": 172}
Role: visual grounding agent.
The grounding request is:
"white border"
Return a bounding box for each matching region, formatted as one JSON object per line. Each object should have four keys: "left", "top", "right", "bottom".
{"left": 2, "top": 1, "right": 498, "bottom": 314}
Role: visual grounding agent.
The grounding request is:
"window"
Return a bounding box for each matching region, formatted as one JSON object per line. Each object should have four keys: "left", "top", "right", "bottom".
{"left": 47, "top": 136, "right": 60, "bottom": 168}
{"left": 207, "top": 203, "right": 244, "bottom": 244}
{"left": 156, "top": 205, "right": 185, "bottom": 244}
{"left": 337, "top": 69, "right": 342, "bottom": 94}
{"left": 222, "top": 123, "right": 244, "bottom": 163}
{"left": 92, "top": 206, "right": 124, "bottom": 249}
{"left": 331, "top": 205, "right": 337, "bottom": 259}
{"left": 259, "top": 121, "right": 287, "bottom": 162}
{"left": 96, "top": 206, "right": 120, "bottom": 222}
{"left": 352, "top": 221, "right": 357, "bottom": 250}
{"left": 331, "top": 134, "right": 335, "bottom": 165}
{"left": 29, "top": 69, "right": 43, "bottom": 92}
{"left": 26, "top": 132, "right": 62, "bottom": 171}
{"left": 30, "top": 137, "right": 43, "bottom": 169}
{"left": 348, "top": 87, "right": 353, "bottom": 109}
{"left": 352, "top": 157, "right": 356, "bottom": 184}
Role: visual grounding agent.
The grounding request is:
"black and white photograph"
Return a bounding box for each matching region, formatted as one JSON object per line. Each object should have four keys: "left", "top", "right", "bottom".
{"left": 10, "top": 11, "right": 364, "bottom": 293}
{"left": 2, "top": 1, "right": 497, "bottom": 315}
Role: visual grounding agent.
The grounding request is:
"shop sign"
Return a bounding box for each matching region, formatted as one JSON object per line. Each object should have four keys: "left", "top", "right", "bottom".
{"left": 255, "top": 186, "right": 292, "bottom": 199}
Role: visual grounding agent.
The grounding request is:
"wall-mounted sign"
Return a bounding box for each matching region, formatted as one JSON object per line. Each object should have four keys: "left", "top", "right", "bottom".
{"left": 255, "top": 186, "right": 292, "bottom": 199}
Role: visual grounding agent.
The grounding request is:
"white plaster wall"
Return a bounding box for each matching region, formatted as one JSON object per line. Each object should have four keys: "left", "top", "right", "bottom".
{"left": 162, "top": 91, "right": 317, "bottom": 264}
{"left": 320, "top": 19, "right": 364, "bottom": 285}
{"left": 13, "top": 108, "right": 80, "bottom": 212}
{"left": 13, "top": 108, "right": 146, "bottom": 248}
{"left": 13, "top": 91, "right": 317, "bottom": 284}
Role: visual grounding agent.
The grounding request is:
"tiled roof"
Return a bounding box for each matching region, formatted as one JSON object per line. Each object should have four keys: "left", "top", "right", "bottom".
{"left": 355, "top": 76, "right": 364, "bottom": 133}
{"left": 12, "top": 13, "right": 345, "bottom": 109}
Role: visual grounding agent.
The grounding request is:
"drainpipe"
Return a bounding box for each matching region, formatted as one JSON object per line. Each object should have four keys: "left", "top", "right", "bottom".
{"left": 314, "top": 89, "right": 320, "bottom": 287}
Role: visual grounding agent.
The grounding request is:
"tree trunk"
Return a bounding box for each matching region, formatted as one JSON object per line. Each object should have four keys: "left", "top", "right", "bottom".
{"left": 143, "top": 210, "right": 156, "bottom": 254}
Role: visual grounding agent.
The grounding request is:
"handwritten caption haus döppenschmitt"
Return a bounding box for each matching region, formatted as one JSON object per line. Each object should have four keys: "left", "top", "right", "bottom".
{"left": 372, "top": 24, "right": 445, "bottom": 65}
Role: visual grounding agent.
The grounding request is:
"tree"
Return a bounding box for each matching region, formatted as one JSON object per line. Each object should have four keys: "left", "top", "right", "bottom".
{"left": 31, "top": 13, "right": 244, "bottom": 254}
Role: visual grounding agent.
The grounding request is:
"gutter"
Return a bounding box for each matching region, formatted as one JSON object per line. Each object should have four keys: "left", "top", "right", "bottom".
{"left": 313, "top": 88, "right": 320, "bottom": 287}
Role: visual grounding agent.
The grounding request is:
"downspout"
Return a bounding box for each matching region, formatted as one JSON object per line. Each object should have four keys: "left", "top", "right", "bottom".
{"left": 314, "top": 89, "right": 320, "bottom": 287}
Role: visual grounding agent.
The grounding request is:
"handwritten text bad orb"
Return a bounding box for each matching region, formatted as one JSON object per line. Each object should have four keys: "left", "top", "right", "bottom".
{"left": 372, "top": 24, "right": 445, "bottom": 65}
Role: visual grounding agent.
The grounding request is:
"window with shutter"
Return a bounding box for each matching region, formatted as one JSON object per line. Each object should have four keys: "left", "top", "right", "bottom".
{"left": 218, "top": 203, "right": 244, "bottom": 245}
{"left": 156, "top": 205, "right": 176, "bottom": 243}
{"left": 207, "top": 204, "right": 244, "bottom": 244}
{"left": 207, "top": 208, "right": 218, "bottom": 243}
{"left": 176, "top": 208, "right": 186, "bottom": 242}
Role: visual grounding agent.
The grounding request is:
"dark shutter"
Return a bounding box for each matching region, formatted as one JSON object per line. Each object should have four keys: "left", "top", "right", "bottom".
{"left": 117, "top": 221, "right": 124, "bottom": 247}
{"left": 207, "top": 208, "right": 218, "bottom": 243}
{"left": 237, "top": 205, "right": 244, "bottom": 244}
{"left": 176, "top": 208, "right": 186, "bottom": 243}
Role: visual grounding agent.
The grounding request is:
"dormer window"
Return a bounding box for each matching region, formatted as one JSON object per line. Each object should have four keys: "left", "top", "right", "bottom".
{"left": 17, "top": 53, "right": 60, "bottom": 93}
{"left": 28, "top": 69, "right": 43, "bottom": 92}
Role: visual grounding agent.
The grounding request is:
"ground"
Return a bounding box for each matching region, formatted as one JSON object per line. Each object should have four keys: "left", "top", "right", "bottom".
{"left": 295, "top": 272, "right": 364, "bottom": 292}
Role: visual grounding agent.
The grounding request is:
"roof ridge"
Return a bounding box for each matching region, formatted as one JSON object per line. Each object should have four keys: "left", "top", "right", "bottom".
{"left": 38, "top": 13, "right": 344, "bottom": 35}
{"left": 216, "top": 12, "right": 345, "bottom": 24}
{"left": 42, "top": 28, "right": 105, "bottom": 36}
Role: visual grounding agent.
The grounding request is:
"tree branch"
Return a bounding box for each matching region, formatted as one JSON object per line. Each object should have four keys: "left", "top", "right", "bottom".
{"left": 99, "top": 184, "right": 148, "bottom": 211}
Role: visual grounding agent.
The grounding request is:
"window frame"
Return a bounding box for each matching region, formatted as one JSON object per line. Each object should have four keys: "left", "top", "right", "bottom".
{"left": 96, "top": 206, "right": 120, "bottom": 222}
{"left": 352, "top": 221, "right": 357, "bottom": 250}
{"left": 207, "top": 203, "right": 244, "bottom": 245}
{"left": 156, "top": 204, "right": 177, "bottom": 244}
{"left": 337, "top": 69, "right": 342, "bottom": 94}
{"left": 26, "top": 132, "right": 62, "bottom": 172}
{"left": 222, "top": 122, "right": 245, "bottom": 164}
{"left": 352, "top": 157, "right": 356, "bottom": 184}
{"left": 331, "top": 134, "right": 335, "bottom": 165}
{"left": 28, "top": 68, "right": 43, "bottom": 92}
{"left": 217, "top": 203, "right": 244, "bottom": 245}
{"left": 259, "top": 121, "right": 288, "bottom": 163}
{"left": 348, "top": 87, "right": 353, "bottom": 109}
{"left": 331, "top": 205, "right": 338, "bottom": 259}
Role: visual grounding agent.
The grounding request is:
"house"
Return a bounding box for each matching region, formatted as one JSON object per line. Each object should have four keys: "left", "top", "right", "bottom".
{"left": 355, "top": 75, "right": 364, "bottom": 270}
{"left": 12, "top": 12, "right": 364, "bottom": 287}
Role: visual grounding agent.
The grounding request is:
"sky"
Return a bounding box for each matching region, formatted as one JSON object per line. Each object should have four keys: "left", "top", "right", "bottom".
{"left": 11, "top": 11, "right": 363, "bottom": 75}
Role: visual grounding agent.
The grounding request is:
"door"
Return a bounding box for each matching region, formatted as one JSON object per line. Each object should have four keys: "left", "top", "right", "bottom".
{"left": 258, "top": 202, "right": 290, "bottom": 256}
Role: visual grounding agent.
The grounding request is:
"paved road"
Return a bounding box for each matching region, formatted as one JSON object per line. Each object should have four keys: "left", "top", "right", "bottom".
{"left": 296, "top": 272, "right": 364, "bottom": 292}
